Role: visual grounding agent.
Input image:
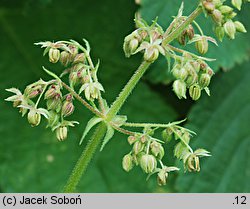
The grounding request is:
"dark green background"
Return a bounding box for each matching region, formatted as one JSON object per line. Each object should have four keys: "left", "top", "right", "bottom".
{"left": 0, "top": 0, "right": 249, "bottom": 192}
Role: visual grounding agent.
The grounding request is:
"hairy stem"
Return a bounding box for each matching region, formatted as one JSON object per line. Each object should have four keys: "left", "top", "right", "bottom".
{"left": 63, "top": 123, "right": 106, "bottom": 192}
{"left": 106, "top": 61, "right": 151, "bottom": 121}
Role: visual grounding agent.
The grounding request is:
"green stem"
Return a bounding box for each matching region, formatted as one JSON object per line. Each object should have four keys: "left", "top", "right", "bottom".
{"left": 106, "top": 61, "right": 151, "bottom": 121}
{"left": 162, "top": 7, "right": 202, "bottom": 46}
{"left": 63, "top": 123, "right": 106, "bottom": 192}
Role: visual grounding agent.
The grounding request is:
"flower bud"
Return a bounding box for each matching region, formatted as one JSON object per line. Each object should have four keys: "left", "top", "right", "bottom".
{"left": 144, "top": 47, "right": 159, "bottom": 62}
{"left": 129, "top": 38, "right": 139, "bottom": 54}
{"left": 211, "top": 9, "right": 222, "bottom": 25}
{"left": 187, "top": 154, "right": 200, "bottom": 172}
{"left": 162, "top": 128, "right": 173, "bottom": 143}
{"left": 49, "top": 48, "right": 60, "bottom": 63}
{"left": 173, "top": 80, "right": 187, "bottom": 99}
{"left": 232, "top": 0, "right": 242, "bottom": 10}
{"left": 212, "top": 0, "right": 222, "bottom": 7}
{"left": 234, "top": 21, "right": 247, "bottom": 33}
{"left": 189, "top": 84, "right": 201, "bottom": 101}
{"left": 68, "top": 45, "right": 78, "bottom": 61}
{"left": 219, "top": 5, "right": 233, "bottom": 14}
{"left": 140, "top": 154, "right": 157, "bottom": 173}
{"left": 203, "top": 1, "right": 215, "bottom": 12}
{"left": 56, "top": 126, "right": 68, "bottom": 141}
{"left": 178, "top": 68, "right": 188, "bottom": 80}
{"left": 199, "top": 73, "right": 211, "bottom": 88}
{"left": 45, "top": 85, "right": 60, "bottom": 100}
{"left": 195, "top": 37, "right": 208, "bottom": 54}
{"left": 27, "top": 109, "right": 41, "bottom": 127}
{"left": 157, "top": 169, "right": 168, "bottom": 186}
{"left": 150, "top": 141, "right": 165, "bottom": 160}
{"left": 69, "top": 71, "right": 79, "bottom": 87}
{"left": 127, "top": 135, "right": 137, "bottom": 145}
{"left": 62, "top": 100, "right": 74, "bottom": 117}
{"left": 47, "top": 111, "right": 60, "bottom": 128}
{"left": 122, "top": 154, "right": 134, "bottom": 172}
{"left": 60, "top": 51, "right": 70, "bottom": 66}
{"left": 46, "top": 94, "right": 62, "bottom": 112}
{"left": 190, "top": 61, "right": 200, "bottom": 73}
{"left": 133, "top": 141, "right": 144, "bottom": 155}
{"left": 73, "top": 53, "right": 86, "bottom": 64}
{"left": 224, "top": 20, "right": 236, "bottom": 39}
{"left": 178, "top": 31, "right": 187, "bottom": 46}
{"left": 214, "top": 26, "right": 225, "bottom": 42}
{"left": 186, "top": 24, "right": 194, "bottom": 40}
{"left": 172, "top": 64, "right": 181, "bottom": 78}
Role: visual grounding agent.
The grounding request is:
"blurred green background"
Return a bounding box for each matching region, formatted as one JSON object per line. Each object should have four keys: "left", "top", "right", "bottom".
{"left": 0, "top": 0, "right": 249, "bottom": 192}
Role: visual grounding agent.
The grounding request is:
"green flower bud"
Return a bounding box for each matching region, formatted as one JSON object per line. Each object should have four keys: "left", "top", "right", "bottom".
{"left": 162, "top": 128, "right": 173, "bottom": 143}
{"left": 46, "top": 94, "right": 62, "bottom": 112}
{"left": 186, "top": 64, "right": 198, "bottom": 86}
{"left": 228, "top": 12, "right": 237, "bottom": 19}
{"left": 214, "top": 26, "right": 225, "bottom": 42}
{"left": 199, "top": 73, "right": 211, "bottom": 88}
{"left": 190, "top": 61, "right": 200, "bottom": 73}
{"left": 129, "top": 38, "right": 139, "bottom": 53}
{"left": 186, "top": 154, "right": 200, "bottom": 172}
{"left": 60, "top": 51, "right": 70, "bottom": 66}
{"left": 68, "top": 45, "right": 78, "bottom": 61}
{"left": 173, "top": 80, "right": 187, "bottom": 99}
{"left": 56, "top": 126, "right": 68, "bottom": 141}
{"left": 144, "top": 47, "right": 159, "bottom": 62}
{"left": 189, "top": 84, "right": 201, "bottom": 101}
{"left": 140, "top": 154, "right": 157, "bottom": 173}
{"left": 127, "top": 135, "right": 137, "bottom": 145}
{"left": 62, "top": 100, "right": 74, "bottom": 117}
{"left": 232, "top": 0, "right": 242, "bottom": 10}
{"left": 49, "top": 48, "right": 60, "bottom": 63}
{"left": 69, "top": 71, "right": 79, "bottom": 87}
{"left": 195, "top": 37, "right": 208, "bottom": 54}
{"left": 178, "top": 68, "right": 188, "bottom": 80}
{"left": 211, "top": 9, "right": 222, "bottom": 25}
{"left": 234, "top": 21, "right": 247, "bottom": 33}
{"left": 219, "top": 5, "right": 233, "bottom": 14}
{"left": 157, "top": 169, "right": 168, "bottom": 186}
{"left": 202, "top": 1, "right": 215, "bottom": 12}
{"left": 212, "top": 0, "right": 223, "bottom": 7}
{"left": 133, "top": 141, "right": 144, "bottom": 155}
{"left": 27, "top": 109, "right": 41, "bottom": 127}
{"left": 44, "top": 85, "right": 61, "bottom": 100}
{"left": 172, "top": 64, "right": 181, "bottom": 78}
{"left": 47, "top": 111, "right": 60, "bottom": 128}
{"left": 122, "top": 154, "right": 134, "bottom": 172}
{"left": 73, "top": 53, "right": 86, "bottom": 64}
{"left": 150, "top": 141, "right": 165, "bottom": 160}
{"left": 224, "top": 20, "right": 236, "bottom": 39}
{"left": 178, "top": 31, "right": 187, "bottom": 46}
{"left": 186, "top": 24, "right": 195, "bottom": 40}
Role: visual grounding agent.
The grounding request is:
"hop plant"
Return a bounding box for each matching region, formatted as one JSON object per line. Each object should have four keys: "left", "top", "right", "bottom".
{"left": 5, "top": 0, "right": 248, "bottom": 192}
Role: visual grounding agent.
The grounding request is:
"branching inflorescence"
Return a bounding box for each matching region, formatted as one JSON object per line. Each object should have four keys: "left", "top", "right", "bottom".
{"left": 5, "top": 0, "right": 248, "bottom": 191}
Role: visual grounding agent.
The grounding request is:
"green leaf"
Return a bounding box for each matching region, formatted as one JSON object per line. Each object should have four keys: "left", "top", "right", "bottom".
{"left": 100, "top": 125, "right": 115, "bottom": 151}
{"left": 79, "top": 117, "right": 103, "bottom": 145}
{"left": 175, "top": 60, "right": 250, "bottom": 192}
{"left": 139, "top": 0, "right": 250, "bottom": 84}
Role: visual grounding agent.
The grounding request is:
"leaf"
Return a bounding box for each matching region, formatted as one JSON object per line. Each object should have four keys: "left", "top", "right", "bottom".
{"left": 0, "top": 0, "right": 177, "bottom": 192}
{"left": 79, "top": 117, "right": 103, "bottom": 145}
{"left": 100, "top": 125, "right": 115, "bottom": 151}
{"left": 175, "top": 60, "right": 250, "bottom": 192}
{"left": 139, "top": 0, "right": 250, "bottom": 84}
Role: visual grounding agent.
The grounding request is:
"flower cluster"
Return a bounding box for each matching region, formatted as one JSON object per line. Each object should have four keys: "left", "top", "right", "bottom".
{"left": 123, "top": 18, "right": 165, "bottom": 62}
{"left": 172, "top": 55, "right": 213, "bottom": 100}
{"left": 35, "top": 40, "right": 104, "bottom": 101}
{"left": 202, "top": 0, "right": 247, "bottom": 41}
{"left": 5, "top": 79, "right": 78, "bottom": 141}
{"left": 122, "top": 123, "right": 210, "bottom": 185}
